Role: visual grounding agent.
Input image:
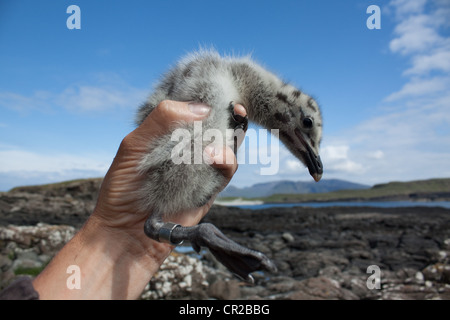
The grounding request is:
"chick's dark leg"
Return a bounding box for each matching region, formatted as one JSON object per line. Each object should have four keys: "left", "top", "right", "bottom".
{"left": 144, "top": 215, "right": 277, "bottom": 282}
{"left": 228, "top": 101, "right": 248, "bottom": 154}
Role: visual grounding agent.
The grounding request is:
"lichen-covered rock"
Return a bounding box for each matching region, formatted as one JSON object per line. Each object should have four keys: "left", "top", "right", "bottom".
{"left": 0, "top": 223, "right": 76, "bottom": 252}
{"left": 140, "top": 253, "right": 211, "bottom": 300}
{"left": 0, "top": 223, "right": 77, "bottom": 289}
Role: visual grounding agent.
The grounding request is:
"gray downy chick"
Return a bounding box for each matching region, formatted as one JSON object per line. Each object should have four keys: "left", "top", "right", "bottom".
{"left": 136, "top": 50, "right": 323, "bottom": 282}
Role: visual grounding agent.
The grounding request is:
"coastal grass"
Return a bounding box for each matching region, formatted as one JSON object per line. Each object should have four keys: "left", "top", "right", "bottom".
{"left": 8, "top": 177, "right": 103, "bottom": 193}
{"left": 220, "top": 178, "right": 450, "bottom": 203}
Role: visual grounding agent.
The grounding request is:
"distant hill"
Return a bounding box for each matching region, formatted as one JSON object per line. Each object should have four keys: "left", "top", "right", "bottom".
{"left": 257, "top": 178, "right": 450, "bottom": 203}
{"left": 218, "top": 179, "right": 369, "bottom": 198}
{"left": 9, "top": 178, "right": 103, "bottom": 198}
{"left": 7, "top": 177, "right": 449, "bottom": 205}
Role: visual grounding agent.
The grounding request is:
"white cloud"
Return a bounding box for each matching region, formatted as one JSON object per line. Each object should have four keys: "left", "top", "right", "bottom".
{"left": 0, "top": 75, "right": 147, "bottom": 114}
{"left": 388, "top": 0, "right": 427, "bottom": 17}
{"left": 285, "top": 159, "right": 302, "bottom": 171}
{"left": 58, "top": 85, "right": 146, "bottom": 112}
{"left": 278, "top": 144, "right": 364, "bottom": 178}
{"left": 322, "top": 145, "right": 349, "bottom": 161}
{"left": 0, "top": 148, "right": 110, "bottom": 174}
{"left": 385, "top": 0, "right": 450, "bottom": 145}
{"left": 405, "top": 44, "right": 450, "bottom": 75}
{"left": 385, "top": 76, "right": 449, "bottom": 101}
{"left": 388, "top": 0, "right": 450, "bottom": 76}
{"left": 0, "top": 148, "right": 111, "bottom": 191}
{"left": 367, "top": 150, "right": 384, "bottom": 160}
{"left": 389, "top": 14, "right": 443, "bottom": 55}
{"left": 320, "top": 145, "right": 364, "bottom": 174}
{"left": 0, "top": 91, "right": 53, "bottom": 113}
{"left": 327, "top": 84, "right": 450, "bottom": 184}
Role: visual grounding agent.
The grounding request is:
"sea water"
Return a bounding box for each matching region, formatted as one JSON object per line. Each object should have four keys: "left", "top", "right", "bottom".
{"left": 232, "top": 201, "right": 450, "bottom": 210}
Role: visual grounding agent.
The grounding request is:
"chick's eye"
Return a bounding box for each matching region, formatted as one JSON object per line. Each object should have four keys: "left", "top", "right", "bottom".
{"left": 303, "top": 117, "right": 313, "bottom": 128}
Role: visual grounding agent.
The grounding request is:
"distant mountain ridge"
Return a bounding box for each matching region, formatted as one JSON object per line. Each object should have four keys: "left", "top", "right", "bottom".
{"left": 258, "top": 177, "right": 450, "bottom": 203}
{"left": 219, "top": 179, "right": 369, "bottom": 198}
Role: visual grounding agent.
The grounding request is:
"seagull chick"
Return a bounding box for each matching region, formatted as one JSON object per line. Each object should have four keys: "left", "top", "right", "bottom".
{"left": 135, "top": 50, "right": 323, "bottom": 282}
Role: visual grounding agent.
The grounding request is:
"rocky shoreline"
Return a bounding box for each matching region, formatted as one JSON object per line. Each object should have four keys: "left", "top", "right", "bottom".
{"left": 1, "top": 181, "right": 449, "bottom": 299}
{"left": 202, "top": 205, "right": 450, "bottom": 299}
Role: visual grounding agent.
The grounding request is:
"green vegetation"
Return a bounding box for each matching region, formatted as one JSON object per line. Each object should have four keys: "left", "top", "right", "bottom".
{"left": 9, "top": 177, "right": 103, "bottom": 193}
{"left": 13, "top": 265, "right": 47, "bottom": 277}
{"left": 225, "top": 178, "right": 450, "bottom": 203}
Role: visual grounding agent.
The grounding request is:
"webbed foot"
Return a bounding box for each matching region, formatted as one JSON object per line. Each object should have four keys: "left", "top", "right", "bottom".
{"left": 144, "top": 217, "right": 277, "bottom": 282}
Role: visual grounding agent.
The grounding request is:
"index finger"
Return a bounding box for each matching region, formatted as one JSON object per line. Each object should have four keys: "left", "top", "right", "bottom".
{"left": 121, "top": 100, "right": 211, "bottom": 153}
{"left": 135, "top": 100, "right": 211, "bottom": 141}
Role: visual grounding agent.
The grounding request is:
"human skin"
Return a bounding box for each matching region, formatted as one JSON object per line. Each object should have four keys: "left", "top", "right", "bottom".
{"left": 32, "top": 100, "right": 247, "bottom": 299}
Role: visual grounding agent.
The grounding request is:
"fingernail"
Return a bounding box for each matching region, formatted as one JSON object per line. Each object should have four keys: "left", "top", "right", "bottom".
{"left": 203, "top": 145, "right": 220, "bottom": 165}
{"left": 204, "top": 145, "right": 219, "bottom": 158}
{"left": 188, "top": 103, "right": 211, "bottom": 116}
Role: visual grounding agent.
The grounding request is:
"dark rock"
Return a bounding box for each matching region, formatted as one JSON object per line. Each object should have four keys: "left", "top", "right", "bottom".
{"left": 1, "top": 179, "right": 450, "bottom": 300}
{"left": 208, "top": 279, "right": 241, "bottom": 300}
{"left": 422, "top": 263, "right": 450, "bottom": 283}
{"left": 282, "top": 276, "right": 358, "bottom": 300}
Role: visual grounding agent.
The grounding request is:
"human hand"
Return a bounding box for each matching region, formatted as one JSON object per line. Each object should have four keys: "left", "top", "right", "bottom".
{"left": 33, "top": 100, "right": 247, "bottom": 299}
{"left": 90, "top": 100, "right": 247, "bottom": 251}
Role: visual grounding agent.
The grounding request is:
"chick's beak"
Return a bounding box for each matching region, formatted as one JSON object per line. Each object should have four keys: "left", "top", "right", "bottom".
{"left": 309, "top": 154, "right": 323, "bottom": 182}
{"left": 313, "top": 173, "right": 322, "bottom": 182}
{"left": 294, "top": 128, "right": 323, "bottom": 182}
{"left": 303, "top": 143, "right": 323, "bottom": 182}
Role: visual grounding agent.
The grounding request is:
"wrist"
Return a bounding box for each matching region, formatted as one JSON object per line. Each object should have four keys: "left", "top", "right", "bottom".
{"left": 33, "top": 214, "right": 173, "bottom": 299}
{"left": 80, "top": 214, "right": 174, "bottom": 295}
{"left": 87, "top": 213, "right": 173, "bottom": 261}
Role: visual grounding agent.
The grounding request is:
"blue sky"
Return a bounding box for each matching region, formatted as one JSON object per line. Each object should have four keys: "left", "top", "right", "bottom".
{"left": 1, "top": 0, "right": 449, "bottom": 191}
